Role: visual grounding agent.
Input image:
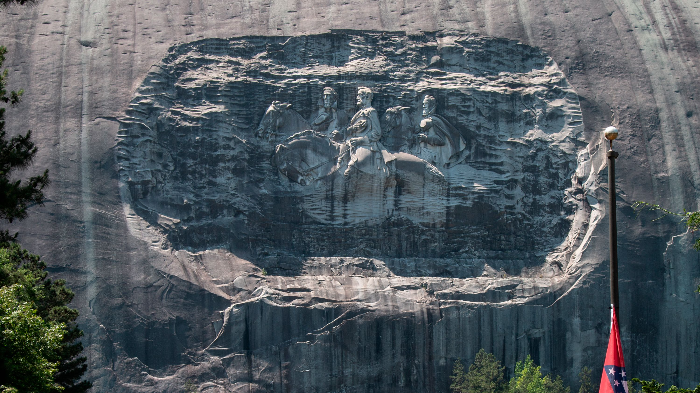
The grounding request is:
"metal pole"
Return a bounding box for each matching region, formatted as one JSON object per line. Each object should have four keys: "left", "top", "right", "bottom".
{"left": 607, "top": 148, "right": 620, "bottom": 313}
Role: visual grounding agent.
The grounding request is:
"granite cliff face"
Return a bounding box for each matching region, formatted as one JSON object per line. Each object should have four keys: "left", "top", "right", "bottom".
{"left": 1, "top": 1, "right": 699, "bottom": 392}
{"left": 107, "top": 33, "right": 599, "bottom": 391}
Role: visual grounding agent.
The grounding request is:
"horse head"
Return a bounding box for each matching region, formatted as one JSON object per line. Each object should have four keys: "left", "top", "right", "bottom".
{"left": 256, "top": 101, "right": 292, "bottom": 141}
{"left": 382, "top": 106, "right": 413, "bottom": 152}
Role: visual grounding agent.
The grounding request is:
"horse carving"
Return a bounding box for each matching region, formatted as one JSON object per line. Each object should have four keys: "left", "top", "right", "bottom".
{"left": 273, "top": 130, "right": 342, "bottom": 186}
{"left": 255, "top": 101, "right": 311, "bottom": 142}
{"left": 381, "top": 106, "right": 414, "bottom": 153}
{"left": 259, "top": 101, "right": 446, "bottom": 193}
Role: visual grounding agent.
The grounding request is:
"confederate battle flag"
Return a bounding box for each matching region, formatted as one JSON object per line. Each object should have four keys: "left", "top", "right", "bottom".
{"left": 599, "top": 308, "right": 628, "bottom": 393}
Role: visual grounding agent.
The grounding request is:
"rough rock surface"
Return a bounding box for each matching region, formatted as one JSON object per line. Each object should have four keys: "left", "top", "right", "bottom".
{"left": 117, "top": 33, "right": 587, "bottom": 276}
{"left": 109, "top": 32, "right": 596, "bottom": 392}
{"left": 0, "top": 1, "right": 699, "bottom": 392}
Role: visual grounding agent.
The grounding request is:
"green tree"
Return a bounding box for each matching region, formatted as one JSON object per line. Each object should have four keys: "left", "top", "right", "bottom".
{"left": 450, "top": 358, "right": 468, "bottom": 393}
{"left": 0, "top": 46, "right": 49, "bottom": 243}
{"left": 629, "top": 378, "right": 700, "bottom": 393}
{"left": 0, "top": 244, "right": 91, "bottom": 392}
{"left": 577, "top": 367, "right": 593, "bottom": 393}
{"left": 0, "top": 284, "right": 65, "bottom": 392}
{"left": 509, "top": 355, "right": 569, "bottom": 393}
{"left": 460, "top": 349, "right": 506, "bottom": 393}
{"left": 0, "top": 47, "right": 90, "bottom": 392}
{"left": 632, "top": 202, "right": 700, "bottom": 293}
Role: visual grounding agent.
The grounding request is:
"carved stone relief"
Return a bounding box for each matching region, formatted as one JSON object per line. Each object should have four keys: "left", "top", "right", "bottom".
{"left": 116, "top": 32, "right": 590, "bottom": 277}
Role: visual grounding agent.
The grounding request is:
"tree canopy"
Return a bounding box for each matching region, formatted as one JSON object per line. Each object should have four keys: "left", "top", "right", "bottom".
{"left": 450, "top": 351, "right": 569, "bottom": 393}
{"left": 577, "top": 367, "right": 593, "bottom": 393}
{"left": 0, "top": 243, "right": 90, "bottom": 392}
{"left": 509, "top": 355, "right": 569, "bottom": 393}
{"left": 451, "top": 349, "right": 507, "bottom": 393}
{"left": 633, "top": 201, "right": 700, "bottom": 293}
{"left": 0, "top": 283, "right": 65, "bottom": 393}
{"left": 0, "top": 46, "right": 49, "bottom": 243}
{"left": 629, "top": 378, "right": 700, "bottom": 393}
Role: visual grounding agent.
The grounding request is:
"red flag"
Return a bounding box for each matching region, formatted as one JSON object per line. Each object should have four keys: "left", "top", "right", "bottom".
{"left": 599, "top": 308, "right": 628, "bottom": 393}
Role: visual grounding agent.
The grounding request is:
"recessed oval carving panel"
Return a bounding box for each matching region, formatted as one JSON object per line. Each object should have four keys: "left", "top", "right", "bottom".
{"left": 117, "top": 31, "right": 587, "bottom": 276}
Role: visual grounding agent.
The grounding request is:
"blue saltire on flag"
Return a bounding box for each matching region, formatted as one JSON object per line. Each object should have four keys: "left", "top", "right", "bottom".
{"left": 599, "top": 308, "right": 628, "bottom": 393}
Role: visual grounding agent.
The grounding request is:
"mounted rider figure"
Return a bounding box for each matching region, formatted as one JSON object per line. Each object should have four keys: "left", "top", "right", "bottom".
{"left": 337, "top": 87, "right": 395, "bottom": 176}
{"left": 310, "top": 87, "right": 348, "bottom": 134}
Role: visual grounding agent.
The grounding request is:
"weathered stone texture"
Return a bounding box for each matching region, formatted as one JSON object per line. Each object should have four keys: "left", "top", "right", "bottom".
{"left": 1, "top": 0, "right": 699, "bottom": 392}
{"left": 116, "top": 33, "right": 585, "bottom": 275}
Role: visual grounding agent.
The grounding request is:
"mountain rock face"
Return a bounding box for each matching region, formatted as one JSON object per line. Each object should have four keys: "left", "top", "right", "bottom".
{"left": 110, "top": 32, "right": 596, "bottom": 391}
{"left": 1, "top": 1, "right": 699, "bottom": 392}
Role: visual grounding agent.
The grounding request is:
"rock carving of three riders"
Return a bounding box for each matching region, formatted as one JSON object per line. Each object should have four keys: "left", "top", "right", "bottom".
{"left": 255, "top": 87, "right": 468, "bottom": 186}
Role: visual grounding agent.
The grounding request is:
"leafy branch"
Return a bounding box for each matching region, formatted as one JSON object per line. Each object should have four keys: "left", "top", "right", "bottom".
{"left": 633, "top": 201, "right": 700, "bottom": 293}
{"left": 632, "top": 201, "right": 700, "bottom": 251}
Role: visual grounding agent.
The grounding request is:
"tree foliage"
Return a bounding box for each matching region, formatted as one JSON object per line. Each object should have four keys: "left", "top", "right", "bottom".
{"left": 577, "top": 366, "right": 593, "bottom": 393}
{"left": 0, "top": 244, "right": 90, "bottom": 392}
{"left": 0, "top": 46, "right": 49, "bottom": 243}
{"left": 633, "top": 202, "right": 700, "bottom": 249}
{"left": 629, "top": 378, "right": 700, "bottom": 393}
{"left": 451, "top": 351, "right": 568, "bottom": 393}
{"left": 0, "top": 283, "right": 65, "bottom": 393}
{"left": 451, "top": 349, "right": 507, "bottom": 393}
{"left": 632, "top": 201, "right": 700, "bottom": 293}
{"left": 450, "top": 358, "right": 468, "bottom": 393}
{"left": 509, "top": 355, "right": 569, "bottom": 393}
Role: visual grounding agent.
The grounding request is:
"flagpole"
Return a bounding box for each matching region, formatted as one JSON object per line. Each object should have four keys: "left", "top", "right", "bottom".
{"left": 601, "top": 125, "right": 628, "bottom": 393}
{"left": 604, "top": 126, "right": 620, "bottom": 315}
